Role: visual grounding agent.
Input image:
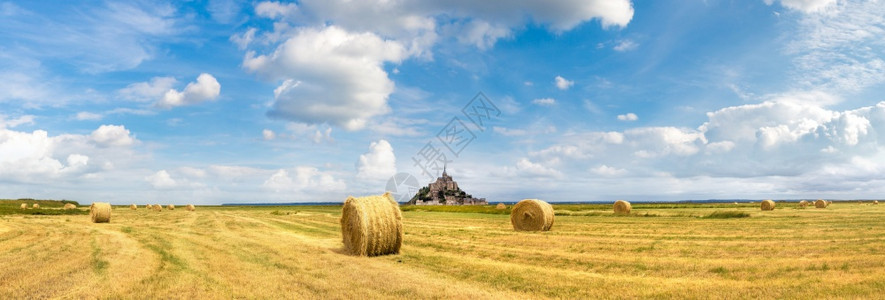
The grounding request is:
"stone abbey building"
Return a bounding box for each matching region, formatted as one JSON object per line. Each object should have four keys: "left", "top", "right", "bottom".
{"left": 407, "top": 168, "right": 487, "bottom": 205}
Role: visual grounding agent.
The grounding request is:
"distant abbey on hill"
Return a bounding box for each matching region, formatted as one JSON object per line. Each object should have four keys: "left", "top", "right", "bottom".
{"left": 407, "top": 168, "right": 487, "bottom": 205}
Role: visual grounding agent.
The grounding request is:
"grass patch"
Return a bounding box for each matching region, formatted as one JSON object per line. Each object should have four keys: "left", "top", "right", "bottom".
{"left": 91, "top": 236, "right": 109, "bottom": 274}
{"left": 702, "top": 211, "right": 751, "bottom": 219}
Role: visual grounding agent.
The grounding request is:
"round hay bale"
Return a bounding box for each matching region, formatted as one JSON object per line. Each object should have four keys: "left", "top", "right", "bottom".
{"left": 63, "top": 203, "right": 77, "bottom": 210}
{"left": 130, "top": 204, "right": 137, "bottom": 210}
{"left": 167, "top": 204, "right": 175, "bottom": 210}
{"left": 90, "top": 202, "right": 112, "bottom": 223}
{"left": 495, "top": 203, "right": 506, "bottom": 210}
{"left": 827, "top": 200, "right": 832, "bottom": 206}
{"left": 186, "top": 204, "right": 195, "bottom": 211}
{"left": 153, "top": 204, "right": 162, "bottom": 212}
{"left": 799, "top": 200, "right": 809, "bottom": 207}
{"left": 874, "top": 200, "right": 879, "bottom": 205}
{"left": 734, "top": 202, "right": 739, "bottom": 205}
{"left": 145, "top": 204, "right": 153, "bottom": 210}
{"left": 814, "top": 199, "right": 827, "bottom": 208}
{"left": 761, "top": 199, "right": 775, "bottom": 211}
{"left": 340, "top": 192, "right": 403, "bottom": 256}
{"left": 510, "top": 199, "right": 554, "bottom": 231}
{"left": 613, "top": 200, "right": 632, "bottom": 214}
{"left": 20, "top": 203, "right": 27, "bottom": 209}
{"left": 32, "top": 203, "right": 40, "bottom": 209}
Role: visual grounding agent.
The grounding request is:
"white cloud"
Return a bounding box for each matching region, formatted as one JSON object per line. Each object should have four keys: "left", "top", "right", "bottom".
{"left": 0, "top": 115, "right": 35, "bottom": 128}
{"left": 617, "top": 113, "right": 638, "bottom": 121}
{"left": 493, "top": 126, "right": 528, "bottom": 137}
{"left": 245, "top": 26, "right": 404, "bottom": 130}
{"left": 764, "top": 0, "right": 838, "bottom": 13}
{"left": 262, "top": 129, "right": 276, "bottom": 140}
{"left": 357, "top": 139, "right": 397, "bottom": 179}
{"left": 515, "top": 158, "right": 563, "bottom": 178}
{"left": 146, "top": 170, "right": 177, "bottom": 189}
{"left": 613, "top": 39, "right": 638, "bottom": 51}
{"left": 119, "top": 76, "right": 177, "bottom": 102}
{"left": 76, "top": 112, "right": 103, "bottom": 121}
{"left": 532, "top": 98, "right": 557, "bottom": 106}
{"left": 554, "top": 76, "right": 574, "bottom": 90}
{"left": 90, "top": 125, "right": 135, "bottom": 147}
{"left": 263, "top": 167, "right": 346, "bottom": 193}
{"left": 590, "top": 165, "right": 627, "bottom": 177}
{"left": 156, "top": 73, "right": 221, "bottom": 109}
{"left": 230, "top": 27, "right": 257, "bottom": 49}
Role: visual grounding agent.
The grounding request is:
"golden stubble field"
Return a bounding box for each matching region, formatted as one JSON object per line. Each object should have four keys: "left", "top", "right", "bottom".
{"left": 1, "top": 202, "right": 884, "bottom": 299}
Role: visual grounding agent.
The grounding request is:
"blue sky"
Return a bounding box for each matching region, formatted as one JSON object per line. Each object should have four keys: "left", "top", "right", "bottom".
{"left": 2, "top": 0, "right": 885, "bottom": 204}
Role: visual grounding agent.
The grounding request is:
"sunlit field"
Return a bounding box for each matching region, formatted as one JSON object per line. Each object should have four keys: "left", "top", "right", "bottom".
{"left": 1, "top": 200, "right": 883, "bottom": 299}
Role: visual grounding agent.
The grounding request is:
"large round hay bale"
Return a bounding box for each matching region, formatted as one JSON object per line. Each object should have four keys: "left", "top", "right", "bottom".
{"left": 510, "top": 199, "right": 554, "bottom": 231}
{"left": 130, "top": 204, "right": 137, "bottom": 210}
{"left": 340, "top": 192, "right": 403, "bottom": 256}
{"left": 814, "top": 199, "right": 827, "bottom": 208}
{"left": 495, "top": 203, "right": 506, "bottom": 210}
{"left": 63, "top": 203, "right": 77, "bottom": 210}
{"left": 186, "top": 204, "right": 195, "bottom": 211}
{"left": 90, "top": 202, "right": 112, "bottom": 223}
{"left": 32, "top": 203, "right": 40, "bottom": 209}
{"left": 145, "top": 204, "right": 152, "bottom": 210}
{"left": 167, "top": 204, "right": 175, "bottom": 210}
{"left": 20, "top": 203, "right": 27, "bottom": 209}
{"left": 153, "top": 204, "right": 162, "bottom": 212}
{"left": 761, "top": 199, "right": 775, "bottom": 211}
{"left": 798, "top": 200, "right": 808, "bottom": 207}
{"left": 613, "top": 200, "right": 632, "bottom": 214}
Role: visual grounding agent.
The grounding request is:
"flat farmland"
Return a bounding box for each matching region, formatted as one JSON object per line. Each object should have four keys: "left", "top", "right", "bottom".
{"left": 1, "top": 201, "right": 884, "bottom": 299}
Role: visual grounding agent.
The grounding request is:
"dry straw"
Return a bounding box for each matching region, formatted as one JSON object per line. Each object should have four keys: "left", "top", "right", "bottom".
{"left": 814, "top": 199, "right": 827, "bottom": 208}
{"left": 799, "top": 200, "right": 809, "bottom": 207}
{"left": 130, "top": 204, "right": 137, "bottom": 210}
{"left": 340, "top": 192, "right": 403, "bottom": 256}
{"left": 875, "top": 200, "right": 879, "bottom": 205}
{"left": 167, "top": 204, "right": 175, "bottom": 210}
{"left": 90, "top": 202, "right": 112, "bottom": 223}
{"left": 145, "top": 204, "right": 153, "bottom": 210}
{"left": 510, "top": 199, "right": 554, "bottom": 231}
{"left": 613, "top": 200, "right": 632, "bottom": 214}
{"left": 63, "top": 203, "right": 77, "bottom": 210}
{"left": 153, "top": 204, "right": 162, "bottom": 212}
{"left": 20, "top": 203, "right": 27, "bottom": 209}
{"left": 496, "top": 203, "right": 506, "bottom": 210}
{"left": 32, "top": 203, "right": 40, "bottom": 209}
{"left": 761, "top": 199, "right": 776, "bottom": 211}
{"left": 186, "top": 204, "right": 195, "bottom": 211}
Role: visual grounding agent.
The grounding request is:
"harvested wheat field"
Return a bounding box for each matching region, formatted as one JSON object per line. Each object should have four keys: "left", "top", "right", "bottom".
{"left": 1, "top": 201, "right": 884, "bottom": 299}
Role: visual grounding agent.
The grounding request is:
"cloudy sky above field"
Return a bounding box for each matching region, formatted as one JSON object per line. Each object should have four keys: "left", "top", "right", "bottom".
{"left": 2, "top": 0, "right": 885, "bottom": 204}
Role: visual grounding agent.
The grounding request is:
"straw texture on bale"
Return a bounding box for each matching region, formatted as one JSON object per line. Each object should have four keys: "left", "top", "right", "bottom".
{"left": 815, "top": 199, "right": 827, "bottom": 208}
{"left": 32, "top": 203, "right": 39, "bottom": 209}
{"left": 90, "top": 202, "right": 112, "bottom": 223}
{"left": 130, "top": 204, "right": 137, "bottom": 210}
{"left": 496, "top": 203, "right": 506, "bottom": 210}
{"left": 63, "top": 203, "right": 77, "bottom": 210}
{"left": 145, "top": 204, "right": 153, "bottom": 210}
{"left": 153, "top": 204, "right": 162, "bottom": 212}
{"left": 167, "top": 204, "right": 175, "bottom": 210}
{"left": 613, "top": 200, "right": 632, "bottom": 214}
{"left": 799, "top": 200, "right": 809, "bottom": 207}
{"left": 20, "top": 203, "right": 27, "bottom": 209}
{"left": 761, "top": 199, "right": 776, "bottom": 211}
{"left": 875, "top": 200, "right": 879, "bottom": 205}
{"left": 510, "top": 199, "right": 554, "bottom": 231}
{"left": 186, "top": 204, "right": 195, "bottom": 211}
{"left": 340, "top": 192, "right": 403, "bottom": 256}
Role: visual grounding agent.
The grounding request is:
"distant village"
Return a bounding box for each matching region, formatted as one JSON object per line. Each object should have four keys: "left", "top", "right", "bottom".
{"left": 407, "top": 168, "right": 487, "bottom": 205}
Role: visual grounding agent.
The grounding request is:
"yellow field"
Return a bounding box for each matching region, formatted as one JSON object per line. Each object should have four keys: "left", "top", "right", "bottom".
{"left": 1, "top": 202, "right": 884, "bottom": 299}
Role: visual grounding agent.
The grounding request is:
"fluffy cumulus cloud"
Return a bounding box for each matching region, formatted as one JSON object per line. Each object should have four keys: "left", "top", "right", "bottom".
{"left": 617, "top": 113, "right": 638, "bottom": 121}
{"left": 156, "top": 73, "right": 221, "bottom": 109}
{"left": 764, "top": 0, "right": 838, "bottom": 13}
{"left": 0, "top": 124, "right": 139, "bottom": 183}
{"left": 357, "top": 140, "right": 397, "bottom": 179}
{"left": 241, "top": 0, "right": 634, "bottom": 130}
{"left": 521, "top": 92, "right": 885, "bottom": 197}
{"left": 262, "top": 167, "right": 346, "bottom": 193}
{"left": 554, "top": 76, "right": 574, "bottom": 90}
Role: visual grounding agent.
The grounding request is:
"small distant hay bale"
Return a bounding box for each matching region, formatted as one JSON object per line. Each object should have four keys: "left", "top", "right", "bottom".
{"left": 153, "top": 204, "right": 162, "bottom": 212}
{"left": 613, "top": 200, "right": 632, "bottom": 214}
{"left": 130, "top": 204, "right": 137, "bottom": 210}
{"left": 145, "top": 204, "right": 153, "bottom": 210}
{"left": 496, "top": 203, "right": 506, "bottom": 210}
{"left": 32, "top": 203, "right": 39, "bottom": 209}
{"left": 799, "top": 200, "right": 809, "bottom": 207}
{"left": 827, "top": 200, "right": 833, "bottom": 206}
{"left": 510, "top": 199, "right": 554, "bottom": 231}
{"left": 167, "top": 204, "right": 175, "bottom": 210}
{"left": 90, "top": 202, "right": 112, "bottom": 223}
{"left": 186, "top": 204, "right": 195, "bottom": 211}
{"left": 874, "top": 200, "right": 879, "bottom": 205}
{"left": 63, "top": 203, "right": 77, "bottom": 210}
{"left": 761, "top": 199, "right": 775, "bottom": 211}
{"left": 20, "top": 203, "right": 27, "bottom": 209}
{"left": 340, "top": 192, "right": 403, "bottom": 256}
{"left": 734, "top": 202, "right": 739, "bottom": 205}
{"left": 814, "top": 199, "right": 827, "bottom": 208}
